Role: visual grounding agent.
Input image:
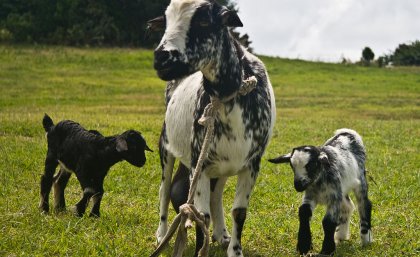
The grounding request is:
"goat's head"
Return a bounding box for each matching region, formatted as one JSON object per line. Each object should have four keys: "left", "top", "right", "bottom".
{"left": 148, "top": 0, "right": 243, "bottom": 81}
{"left": 269, "top": 146, "right": 330, "bottom": 192}
{"left": 116, "top": 130, "right": 152, "bottom": 167}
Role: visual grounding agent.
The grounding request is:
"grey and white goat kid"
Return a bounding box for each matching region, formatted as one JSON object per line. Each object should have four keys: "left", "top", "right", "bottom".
{"left": 39, "top": 114, "right": 152, "bottom": 217}
{"left": 269, "top": 129, "right": 373, "bottom": 255}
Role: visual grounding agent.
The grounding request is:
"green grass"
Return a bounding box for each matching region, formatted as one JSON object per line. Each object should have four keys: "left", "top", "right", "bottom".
{"left": 0, "top": 45, "right": 419, "bottom": 257}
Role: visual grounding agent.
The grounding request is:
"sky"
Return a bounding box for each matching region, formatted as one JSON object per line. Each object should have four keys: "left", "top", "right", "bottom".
{"left": 235, "top": 0, "right": 420, "bottom": 62}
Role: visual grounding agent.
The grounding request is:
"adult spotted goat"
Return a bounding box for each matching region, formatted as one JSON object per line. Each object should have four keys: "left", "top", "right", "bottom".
{"left": 148, "top": 1, "right": 276, "bottom": 256}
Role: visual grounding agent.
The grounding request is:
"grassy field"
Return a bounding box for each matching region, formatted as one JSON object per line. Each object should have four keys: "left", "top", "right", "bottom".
{"left": 0, "top": 45, "right": 419, "bottom": 257}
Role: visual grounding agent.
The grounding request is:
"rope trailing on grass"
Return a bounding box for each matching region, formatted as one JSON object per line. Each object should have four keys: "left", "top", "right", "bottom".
{"left": 150, "top": 76, "right": 258, "bottom": 257}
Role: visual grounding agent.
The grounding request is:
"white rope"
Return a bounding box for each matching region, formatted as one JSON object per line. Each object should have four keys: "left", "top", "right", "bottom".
{"left": 150, "top": 76, "right": 257, "bottom": 257}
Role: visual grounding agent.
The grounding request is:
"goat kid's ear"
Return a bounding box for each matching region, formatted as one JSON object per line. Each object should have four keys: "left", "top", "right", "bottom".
{"left": 144, "top": 144, "right": 153, "bottom": 152}
{"left": 318, "top": 152, "right": 330, "bottom": 166}
{"left": 147, "top": 16, "right": 166, "bottom": 32}
{"left": 268, "top": 153, "right": 291, "bottom": 164}
{"left": 116, "top": 137, "right": 128, "bottom": 152}
{"left": 220, "top": 9, "right": 243, "bottom": 27}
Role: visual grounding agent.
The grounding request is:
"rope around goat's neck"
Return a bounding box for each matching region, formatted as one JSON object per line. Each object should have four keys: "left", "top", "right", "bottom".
{"left": 150, "top": 76, "right": 257, "bottom": 257}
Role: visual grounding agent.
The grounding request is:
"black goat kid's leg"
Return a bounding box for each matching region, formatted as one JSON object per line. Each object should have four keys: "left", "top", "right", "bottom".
{"left": 89, "top": 178, "right": 105, "bottom": 218}
{"left": 53, "top": 169, "right": 71, "bottom": 213}
{"left": 320, "top": 210, "right": 339, "bottom": 255}
{"left": 74, "top": 175, "right": 95, "bottom": 217}
{"left": 297, "top": 203, "right": 314, "bottom": 255}
{"left": 39, "top": 154, "right": 58, "bottom": 213}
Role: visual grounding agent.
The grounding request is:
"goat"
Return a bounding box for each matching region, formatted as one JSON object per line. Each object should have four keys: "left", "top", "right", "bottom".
{"left": 269, "top": 128, "right": 373, "bottom": 255}
{"left": 39, "top": 114, "right": 152, "bottom": 217}
{"left": 148, "top": 1, "right": 276, "bottom": 256}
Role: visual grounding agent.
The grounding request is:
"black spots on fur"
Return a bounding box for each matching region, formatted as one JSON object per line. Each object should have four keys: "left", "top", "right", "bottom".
{"left": 321, "top": 215, "right": 338, "bottom": 255}
{"left": 232, "top": 207, "right": 247, "bottom": 242}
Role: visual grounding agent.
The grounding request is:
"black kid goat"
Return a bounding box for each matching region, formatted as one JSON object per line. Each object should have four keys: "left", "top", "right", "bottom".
{"left": 39, "top": 114, "right": 152, "bottom": 217}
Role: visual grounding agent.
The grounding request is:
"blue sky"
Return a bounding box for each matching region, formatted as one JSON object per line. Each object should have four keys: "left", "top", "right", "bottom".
{"left": 236, "top": 0, "right": 420, "bottom": 62}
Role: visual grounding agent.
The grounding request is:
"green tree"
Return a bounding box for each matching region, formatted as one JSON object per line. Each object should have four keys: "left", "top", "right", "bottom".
{"left": 362, "top": 47, "right": 375, "bottom": 65}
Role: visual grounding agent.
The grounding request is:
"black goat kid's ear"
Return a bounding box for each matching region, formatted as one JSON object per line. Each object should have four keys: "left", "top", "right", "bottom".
{"left": 144, "top": 144, "right": 153, "bottom": 152}
{"left": 268, "top": 153, "right": 291, "bottom": 164}
{"left": 147, "top": 16, "right": 166, "bottom": 32}
{"left": 220, "top": 9, "right": 243, "bottom": 27}
{"left": 116, "top": 137, "right": 128, "bottom": 152}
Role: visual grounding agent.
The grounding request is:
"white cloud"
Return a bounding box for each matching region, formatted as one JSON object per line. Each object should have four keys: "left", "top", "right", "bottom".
{"left": 236, "top": 0, "right": 420, "bottom": 62}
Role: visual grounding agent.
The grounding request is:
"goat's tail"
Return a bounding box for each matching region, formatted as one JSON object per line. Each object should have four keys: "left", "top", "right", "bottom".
{"left": 42, "top": 113, "right": 54, "bottom": 132}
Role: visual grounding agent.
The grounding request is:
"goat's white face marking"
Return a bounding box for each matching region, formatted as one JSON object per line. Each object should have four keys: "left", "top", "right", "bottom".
{"left": 159, "top": 0, "right": 206, "bottom": 53}
{"left": 291, "top": 150, "right": 311, "bottom": 181}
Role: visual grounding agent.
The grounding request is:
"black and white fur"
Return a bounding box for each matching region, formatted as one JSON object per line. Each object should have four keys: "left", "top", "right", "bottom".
{"left": 269, "top": 129, "right": 373, "bottom": 255}
{"left": 39, "top": 114, "right": 152, "bottom": 217}
{"left": 148, "top": 1, "right": 276, "bottom": 256}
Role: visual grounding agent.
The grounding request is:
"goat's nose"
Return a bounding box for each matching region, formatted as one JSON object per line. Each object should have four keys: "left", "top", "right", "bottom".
{"left": 154, "top": 50, "right": 171, "bottom": 70}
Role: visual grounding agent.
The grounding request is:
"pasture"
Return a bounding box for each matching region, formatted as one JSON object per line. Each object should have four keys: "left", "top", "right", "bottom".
{"left": 0, "top": 45, "right": 419, "bottom": 256}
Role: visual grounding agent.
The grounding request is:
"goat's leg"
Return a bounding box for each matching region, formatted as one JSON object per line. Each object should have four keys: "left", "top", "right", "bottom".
{"left": 192, "top": 168, "right": 211, "bottom": 257}
{"left": 320, "top": 203, "right": 340, "bottom": 255}
{"left": 39, "top": 153, "right": 58, "bottom": 214}
{"left": 335, "top": 195, "right": 355, "bottom": 242}
{"left": 297, "top": 198, "right": 316, "bottom": 255}
{"left": 210, "top": 176, "right": 230, "bottom": 248}
{"left": 170, "top": 163, "right": 190, "bottom": 212}
{"left": 53, "top": 169, "right": 71, "bottom": 213}
{"left": 156, "top": 129, "right": 176, "bottom": 243}
{"left": 74, "top": 174, "right": 95, "bottom": 217}
{"left": 354, "top": 173, "right": 373, "bottom": 245}
{"left": 89, "top": 177, "right": 105, "bottom": 218}
{"left": 227, "top": 168, "right": 257, "bottom": 257}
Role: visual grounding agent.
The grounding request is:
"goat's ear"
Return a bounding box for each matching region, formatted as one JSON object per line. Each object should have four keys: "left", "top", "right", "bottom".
{"left": 144, "top": 144, "right": 153, "bottom": 152}
{"left": 220, "top": 9, "right": 243, "bottom": 27}
{"left": 147, "top": 15, "right": 166, "bottom": 32}
{"left": 116, "top": 137, "right": 128, "bottom": 152}
{"left": 268, "top": 153, "right": 292, "bottom": 164}
{"left": 318, "top": 152, "right": 330, "bottom": 166}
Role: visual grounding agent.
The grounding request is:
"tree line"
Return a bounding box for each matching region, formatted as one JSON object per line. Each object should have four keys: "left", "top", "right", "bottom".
{"left": 359, "top": 40, "right": 420, "bottom": 67}
{"left": 0, "top": 0, "right": 249, "bottom": 48}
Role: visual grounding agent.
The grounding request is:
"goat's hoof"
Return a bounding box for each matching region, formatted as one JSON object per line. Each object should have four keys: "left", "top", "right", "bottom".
{"left": 212, "top": 234, "right": 231, "bottom": 249}
{"left": 71, "top": 206, "right": 84, "bottom": 217}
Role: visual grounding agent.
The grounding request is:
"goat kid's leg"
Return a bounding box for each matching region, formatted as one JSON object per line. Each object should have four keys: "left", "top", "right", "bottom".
{"left": 73, "top": 174, "right": 95, "bottom": 217}
{"left": 320, "top": 204, "right": 340, "bottom": 255}
{"left": 156, "top": 140, "right": 176, "bottom": 243}
{"left": 89, "top": 178, "right": 105, "bottom": 218}
{"left": 227, "top": 169, "right": 257, "bottom": 257}
{"left": 210, "top": 177, "right": 230, "bottom": 249}
{"left": 354, "top": 174, "right": 373, "bottom": 245}
{"left": 335, "top": 195, "right": 355, "bottom": 243}
{"left": 39, "top": 153, "right": 58, "bottom": 213}
{"left": 297, "top": 198, "right": 316, "bottom": 255}
{"left": 53, "top": 169, "right": 71, "bottom": 213}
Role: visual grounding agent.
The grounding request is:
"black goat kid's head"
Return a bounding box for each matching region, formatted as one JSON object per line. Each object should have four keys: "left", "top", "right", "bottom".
{"left": 148, "top": 0, "right": 243, "bottom": 81}
{"left": 116, "top": 130, "right": 152, "bottom": 167}
{"left": 269, "top": 146, "right": 330, "bottom": 192}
